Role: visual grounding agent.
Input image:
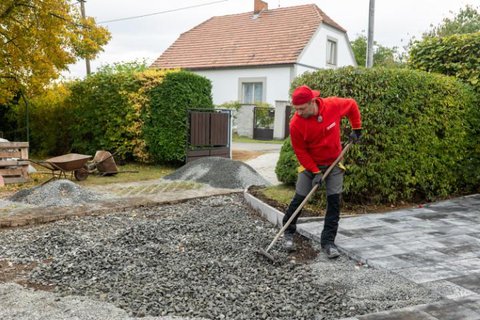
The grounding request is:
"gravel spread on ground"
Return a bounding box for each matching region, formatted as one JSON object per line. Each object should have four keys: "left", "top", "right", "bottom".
{"left": 164, "top": 157, "right": 270, "bottom": 189}
{"left": 0, "top": 194, "right": 440, "bottom": 320}
{"left": 8, "top": 180, "right": 104, "bottom": 207}
{"left": 0, "top": 283, "right": 205, "bottom": 320}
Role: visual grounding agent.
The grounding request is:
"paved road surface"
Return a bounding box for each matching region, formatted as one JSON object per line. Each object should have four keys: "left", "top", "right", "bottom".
{"left": 232, "top": 142, "right": 282, "bottom": 185}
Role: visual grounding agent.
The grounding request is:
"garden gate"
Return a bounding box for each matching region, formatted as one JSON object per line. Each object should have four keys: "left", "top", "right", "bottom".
{"left": 253, "top": 107, "right": 275, "bottom": 140}
{"left": 187, "top": 109, "right": 231, "bottom": 163}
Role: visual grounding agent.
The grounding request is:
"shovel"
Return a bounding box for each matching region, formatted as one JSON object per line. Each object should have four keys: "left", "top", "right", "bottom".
{"left": 256, "top": 142, "right": 353, "bottom": 263}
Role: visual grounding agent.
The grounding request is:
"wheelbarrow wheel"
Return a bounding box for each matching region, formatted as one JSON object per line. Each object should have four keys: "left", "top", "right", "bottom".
{"left": 74, "top": 168, "right": 89, "bottom": 181}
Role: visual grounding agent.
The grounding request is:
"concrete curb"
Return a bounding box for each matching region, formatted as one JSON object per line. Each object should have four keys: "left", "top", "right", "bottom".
{"left": 243, "top": 189, "right": 284, "bottom": 228}
{"left": 243, "top": 187, "right": 324, "bottom": 241}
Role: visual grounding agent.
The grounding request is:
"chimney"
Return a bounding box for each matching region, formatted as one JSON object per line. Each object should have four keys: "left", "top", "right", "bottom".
{"left": 254, "top": 0, "right": 268, "bottom": 14}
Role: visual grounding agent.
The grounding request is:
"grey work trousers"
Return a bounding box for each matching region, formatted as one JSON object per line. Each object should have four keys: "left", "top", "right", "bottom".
{"left": 283, "top": 166, "right": 344, "bottom": 247}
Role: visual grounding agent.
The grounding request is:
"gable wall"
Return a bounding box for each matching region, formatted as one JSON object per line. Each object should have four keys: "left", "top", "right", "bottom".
{"left": 296, "top": 24, "right": 356, "bottom": 75}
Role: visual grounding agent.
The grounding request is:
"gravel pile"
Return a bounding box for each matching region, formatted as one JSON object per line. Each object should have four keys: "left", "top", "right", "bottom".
{"left": 8, "top": 179, "right": 103, "bottom": 207}
{"left": 0, "top": 194, "right": 439, "bottom": 320}
{"left": 164, "top": 157, "right": 270, "bottom": 189}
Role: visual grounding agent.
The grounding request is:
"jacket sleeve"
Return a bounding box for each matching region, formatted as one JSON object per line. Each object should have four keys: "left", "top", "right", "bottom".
{"left": 337, "top": 98, "right": 362, "bottom": 129}
{"left": 290, "top": 123, "right": 320, "bottom": 173}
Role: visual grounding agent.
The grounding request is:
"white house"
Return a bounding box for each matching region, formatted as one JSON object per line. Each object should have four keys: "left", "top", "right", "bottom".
{"left": 152, "top": 0, "right": 356, "bottom": 139}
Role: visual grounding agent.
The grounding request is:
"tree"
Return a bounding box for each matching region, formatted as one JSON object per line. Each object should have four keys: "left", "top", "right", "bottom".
{"left": 350, "top": 34, "right": 401, "bottom": 68}
{"left": 423, "top": 5, "right": 480, "bottom": 38}
{"left": 0, "top": 0, "right": 111, "bottom": 105}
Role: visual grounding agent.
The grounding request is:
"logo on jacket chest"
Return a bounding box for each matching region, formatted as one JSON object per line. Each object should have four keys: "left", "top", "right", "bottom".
{"left": 326, "top": 122, "right": 336, "bottom": 130}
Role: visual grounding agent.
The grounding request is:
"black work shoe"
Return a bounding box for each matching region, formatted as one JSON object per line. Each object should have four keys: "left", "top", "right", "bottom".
{"left": 323, "top": 244, "right": 340, "bottom": 259}
{"left": 284, "top": 233, "right": 295, "bottom": 251}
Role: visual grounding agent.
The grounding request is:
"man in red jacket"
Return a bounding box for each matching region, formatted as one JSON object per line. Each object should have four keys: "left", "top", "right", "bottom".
{"left": 284, "top": 85, "right": 362, "bottom": 258}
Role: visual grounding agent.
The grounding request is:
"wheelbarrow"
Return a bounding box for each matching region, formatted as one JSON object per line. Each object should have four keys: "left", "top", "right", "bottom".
{"left": 28, "top": 151, "right": 136, "bottom": 184}
{"left": 29, "top": 153, "right": 92, "bottom": 184}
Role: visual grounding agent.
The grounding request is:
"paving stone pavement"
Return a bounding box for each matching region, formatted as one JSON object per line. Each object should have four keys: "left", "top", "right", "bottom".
{"left": 245, "top": 192, "right": 480, "bottom": 319}
{"left": 307, "top": 194, "right": 480, "bottom": 319}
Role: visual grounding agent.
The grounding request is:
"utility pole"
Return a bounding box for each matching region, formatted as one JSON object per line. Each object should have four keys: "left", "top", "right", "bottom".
{"left": 366, "top": 0, "right": 375, "bottom": 68}
{"left": 79, "top": 0, "right": 91, "bottom": 75}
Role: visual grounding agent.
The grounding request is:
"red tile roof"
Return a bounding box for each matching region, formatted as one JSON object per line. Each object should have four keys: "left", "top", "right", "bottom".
{"left": 151, "top": 4, "right": 346, "bottom": 70}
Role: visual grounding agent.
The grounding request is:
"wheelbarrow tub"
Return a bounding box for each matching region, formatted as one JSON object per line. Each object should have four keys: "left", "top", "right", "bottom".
{"left": 93, "top": 150, "right": 118, "bottom": 175}
{"left": 46, "top": 153, "right": 92, "bottom": 172}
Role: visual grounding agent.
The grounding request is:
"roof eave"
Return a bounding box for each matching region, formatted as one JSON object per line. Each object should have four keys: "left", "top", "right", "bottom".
{"left": 151, "top": 62, "right": 297, "bottom": 71}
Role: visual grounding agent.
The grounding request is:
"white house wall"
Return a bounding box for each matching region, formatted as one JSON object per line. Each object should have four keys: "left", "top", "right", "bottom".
{"left": 194, "top": 67, "right": 292, "bottom": 107}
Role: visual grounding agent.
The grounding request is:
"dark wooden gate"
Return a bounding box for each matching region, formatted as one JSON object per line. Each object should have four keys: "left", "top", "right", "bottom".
{"left": 187, "top": 109, "right": 231, "bottom": 163}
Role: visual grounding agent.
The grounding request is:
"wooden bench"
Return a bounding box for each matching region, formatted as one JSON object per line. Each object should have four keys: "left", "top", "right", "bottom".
{"left": 0, "top": 142, "right": 29, "bottom": 184}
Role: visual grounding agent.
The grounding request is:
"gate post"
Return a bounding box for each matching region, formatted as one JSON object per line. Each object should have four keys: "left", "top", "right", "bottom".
{"left": 273, "top": 100, "right": 289, "bottom": 139}
{"left": 235, "top": 105, "right": 255, "bottom": 138}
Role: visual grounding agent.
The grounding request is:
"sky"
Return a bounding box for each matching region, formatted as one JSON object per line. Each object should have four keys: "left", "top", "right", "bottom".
{"left": 65, "top": 0, "right": 478, "bottom": 79}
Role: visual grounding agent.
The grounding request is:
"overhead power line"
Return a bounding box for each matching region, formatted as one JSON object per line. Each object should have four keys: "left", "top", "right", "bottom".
{"left": 98, "top": 0, "right": 228, "bottom": 24}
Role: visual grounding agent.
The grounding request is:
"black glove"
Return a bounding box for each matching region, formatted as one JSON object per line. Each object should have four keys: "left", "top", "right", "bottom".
{"left": 311, "top": 172, "right": 323, "bottom": 188}
{"left": 349, "top": 129, "right": 362, "bottom": 144}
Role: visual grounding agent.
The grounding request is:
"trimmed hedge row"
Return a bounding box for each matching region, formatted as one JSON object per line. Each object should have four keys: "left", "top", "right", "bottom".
{"left": 409, "top": 32, "right": 480, "bottom": 91}
{"left": 276, "top": 67, "right": 480, "bottom": 204}
{"left": 24, "top": 84, "right": 72, "bottom": 157}
{"left": 26, "top": 65, "right": 213, "bottom": 163}
{"left": 143, "top": 71, "right": 214, "bottom": 163}
{"left": 67, "top": 63, "right": 147, "bottom": 160}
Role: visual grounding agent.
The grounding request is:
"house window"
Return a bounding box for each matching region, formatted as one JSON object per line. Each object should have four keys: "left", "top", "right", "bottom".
{"left": 326, "top": 38, "right": 337, "bottom": 66}
{"left": 242, "top": 82, "right": 263, "bottom": 104}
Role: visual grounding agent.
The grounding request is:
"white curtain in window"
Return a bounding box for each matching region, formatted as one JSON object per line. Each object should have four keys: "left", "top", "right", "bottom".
{"left": 242, "top": 82, "right": 263, "bottom": 103}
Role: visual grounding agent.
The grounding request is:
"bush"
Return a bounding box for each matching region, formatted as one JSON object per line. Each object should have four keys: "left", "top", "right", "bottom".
{"left": 142, "top": 71, "right": 214, "bottom": 163}
{"left": 67, "top": 62, "right": 147, "bottom": 160}
{"left": 409, "top": 32, "right": 480, "bottom": 91}
{"left": 275, "top": 138, "right": 299, "bottom": 184}
{"left": 276, "top": 67, "right": 480, "bottom": 204}
{"left": 22, "top": 63, "right": 213, "bottom": 164}
{"left": 26, "top": 84, "right": 73, "bottom": 156}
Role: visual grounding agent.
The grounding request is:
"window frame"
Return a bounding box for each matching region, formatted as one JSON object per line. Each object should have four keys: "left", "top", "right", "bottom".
{"left": 238, "top": 77, "right": 266, "bottom": 104}
{"left": 326, "top": 36, "right": 338, "bottom": 66}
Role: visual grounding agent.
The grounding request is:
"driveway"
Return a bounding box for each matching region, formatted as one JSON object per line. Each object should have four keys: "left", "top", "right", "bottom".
{"left": 232, "top": 142, "right": 282, "bottom": 185}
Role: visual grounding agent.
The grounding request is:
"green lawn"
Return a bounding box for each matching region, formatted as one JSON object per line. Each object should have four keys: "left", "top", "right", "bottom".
{"left": 1, "top": 162, "right": 177, "bottom": 194}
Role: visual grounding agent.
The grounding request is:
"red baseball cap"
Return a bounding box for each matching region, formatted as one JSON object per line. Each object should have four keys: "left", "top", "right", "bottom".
{"left": 291, "top": 85, "right": 320, "bottom": 105}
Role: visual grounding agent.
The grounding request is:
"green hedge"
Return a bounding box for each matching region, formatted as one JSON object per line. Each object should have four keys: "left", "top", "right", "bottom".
{"left": 409, "top": 32, "right": 480, "bottom": 91}
{"left": 25, "top": 84, "right": 73, "bottom": 156}
{"left": 142, "top": 71, "right": 214, "bottom": 163}
{"left": 276, "top": 67, "right": 480, "bottom": 204}
{"left": 24, "top": 63, "right": 213, "bottom": 164}
{"left": 66, "top": 63, "right": 146, "bottom": 160}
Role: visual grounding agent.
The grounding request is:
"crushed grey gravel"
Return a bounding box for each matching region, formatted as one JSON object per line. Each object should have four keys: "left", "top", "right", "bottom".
{"left": 164, "top": 157, "right": 270, "bottom": 189}
{"left": 0, "top": 194, "right": 440, "bottom": 320}
{"left": 0, "top": 282, "right": 206, "bottom": 320}
{"left": 8, "top": 179, "right": 104, "bottom": 207}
